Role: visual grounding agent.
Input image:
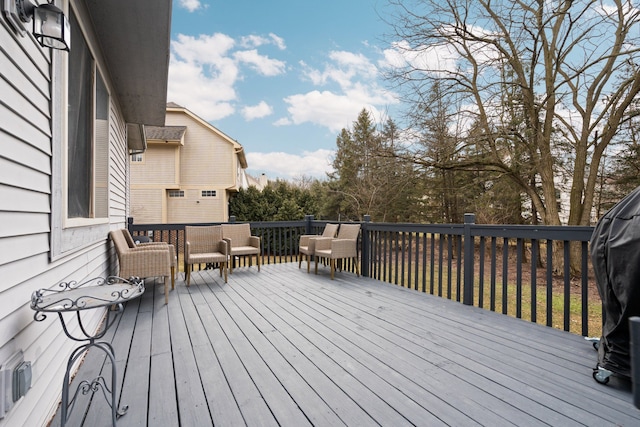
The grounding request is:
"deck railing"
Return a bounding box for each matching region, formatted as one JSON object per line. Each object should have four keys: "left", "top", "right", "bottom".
{"left": 127, "top": 215, "right": 597, "bottom": 337}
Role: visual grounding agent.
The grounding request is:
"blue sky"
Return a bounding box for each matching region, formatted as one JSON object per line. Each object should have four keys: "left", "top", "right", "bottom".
{"left": 169, "top": 0, "right": 401, "bottom": 181}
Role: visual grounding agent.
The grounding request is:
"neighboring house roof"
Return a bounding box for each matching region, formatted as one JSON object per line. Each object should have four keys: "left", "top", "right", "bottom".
{"left": 145, "top": 125, "right": 187, "bottom": 141}
{"left": 166, "top": 102, "right": 248, "bottom": 169}
{"left": 86, "top": 0, "right": 171, "bottom": 126}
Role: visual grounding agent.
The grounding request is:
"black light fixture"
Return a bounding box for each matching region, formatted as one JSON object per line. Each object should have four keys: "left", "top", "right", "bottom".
{"left": 33, "top": 2, "right": 69, "bottom": 50}
{"left": 2, "top": 0, "right": 70, "bottom": 51}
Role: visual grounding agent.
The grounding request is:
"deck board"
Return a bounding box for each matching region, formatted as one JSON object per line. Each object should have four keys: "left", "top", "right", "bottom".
{"left": 297, "top": 280, "right": 594, "bottom": 425}
{"left": 323, "top": 275, "right": 637, "bottom": 420}
{"left": 116, "top": 299, "right": 151, "bottom": 427}
{"left": 230, "top": 273, "right": 472, "bottom": 426}
{"left": 51, "top": 263, "right": 640, "bottom": 426}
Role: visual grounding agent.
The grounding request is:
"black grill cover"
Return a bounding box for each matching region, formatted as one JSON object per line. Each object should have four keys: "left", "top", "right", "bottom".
{"left": 590, "top": 185, "right": 640, "bottom": 377}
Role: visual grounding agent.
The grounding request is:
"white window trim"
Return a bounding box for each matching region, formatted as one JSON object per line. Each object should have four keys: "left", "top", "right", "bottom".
{"left": 51, "top": 2, "right": 111, "bottom": 260}
{"left": 201, "top": 190, "right": 217, "bottom": 198}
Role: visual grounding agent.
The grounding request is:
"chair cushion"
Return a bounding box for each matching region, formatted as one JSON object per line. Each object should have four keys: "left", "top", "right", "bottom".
{"left": 188, "top": 252, "right": 226, "bottom": 264}
{"left": 230, "top": 245, "right": 260, "bottom": 256}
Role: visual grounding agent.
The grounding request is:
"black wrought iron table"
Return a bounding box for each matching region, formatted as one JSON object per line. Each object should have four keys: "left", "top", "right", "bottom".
{"left": 30, "top": 276, "right": 144, "bottom": 426}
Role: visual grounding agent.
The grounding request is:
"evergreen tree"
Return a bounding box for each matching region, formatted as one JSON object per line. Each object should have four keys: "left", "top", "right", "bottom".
{"left": 229, "top": 179, "right": 324, "bottom": 222}
{"left": 327, "top": 109, "right": 423, "bottom": 222}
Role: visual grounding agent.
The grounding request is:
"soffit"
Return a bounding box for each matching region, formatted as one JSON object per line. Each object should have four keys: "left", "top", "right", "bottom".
{"left": 85, "top": 0, "right": 171, "bottom": 126}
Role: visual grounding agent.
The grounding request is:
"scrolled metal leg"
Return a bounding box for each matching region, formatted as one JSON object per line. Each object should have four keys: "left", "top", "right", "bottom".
{"left": 61, "top": 344, "right": 89, "bottom": 426}
{"left": 60, "top": 331, "right": 127, "bottom": 426}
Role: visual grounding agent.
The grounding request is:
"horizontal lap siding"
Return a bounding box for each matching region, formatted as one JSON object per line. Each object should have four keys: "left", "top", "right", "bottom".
{"left": 131, "top": 144, "right": 178, "bottom": 185}
{"left": 129, "top": 109, "right": 235, "bottom": 224}
{"left": 131, "top": 189, "right": 165, "bottom": 223}
{"left": 0, "top": 23, "right": 66, "bottom": 427}
{"left": 130, "top": 143, "right": 178, "bottom": 223}
{"left": 109, "top": 101, "right": 128, "bottom": 224}
{"left": 166, "top": 112, "right": 235, "bottom": 189}
{"left": 168, "top": 189, "right": 226, "bottom": 223}
{"left": 0, "top": 16, "right": 129, "bottom": 427}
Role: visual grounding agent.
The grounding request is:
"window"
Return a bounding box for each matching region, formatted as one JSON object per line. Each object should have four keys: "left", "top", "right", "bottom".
{"left": 168, "top": 190, "right": 185, "bottom": 198}
{"left": 131, "top": 153, "right": 144, "bottom": 162}
{"left": 66, "top": 9, "right": 109, "bottom": 220}
{"left": 51, "top": 4, "right": 111, "bottom": 259}
{"left": 201, "top": 190, "right": 217, "bottom": 197}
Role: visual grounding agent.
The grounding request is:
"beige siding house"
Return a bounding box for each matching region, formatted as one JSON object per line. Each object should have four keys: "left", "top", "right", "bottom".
{"left": 0, "top": 1, "right": 171, "bottom": 426}
{"left": 130, "top": 103, "right": 249, "bottom": 224}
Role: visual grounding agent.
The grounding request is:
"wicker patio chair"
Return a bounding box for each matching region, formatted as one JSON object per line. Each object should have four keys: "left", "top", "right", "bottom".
{"left": 314, "top": 223, "right": 361, "bottom": 280}
{"left": 184, "top": 225, "right": 228, "bottom": 285}
{"left": 122, "top": 229, "right": 176, "bottom": 289}
{"left": 109, "top": 230, "right": 173, "bottom": 304}
{"left": 221, "top": 223, "right": 261, "bottom": 274}
{"left": 298, "top": 223, "right": 339, "bottom": 273}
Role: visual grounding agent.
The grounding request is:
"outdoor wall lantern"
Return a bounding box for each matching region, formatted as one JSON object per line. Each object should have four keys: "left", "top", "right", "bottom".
{"left": 2, "top": 0, "right": 70, "bottom": 51}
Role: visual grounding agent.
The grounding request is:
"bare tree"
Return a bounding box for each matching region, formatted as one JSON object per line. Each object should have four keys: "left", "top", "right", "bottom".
{"left": 385, "top": 0, "right": 640, "bottom": 226}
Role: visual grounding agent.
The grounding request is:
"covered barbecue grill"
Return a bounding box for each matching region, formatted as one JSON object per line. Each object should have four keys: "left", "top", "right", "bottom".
{"left": 590, "top": 185, "right": 640, "bottom": 384}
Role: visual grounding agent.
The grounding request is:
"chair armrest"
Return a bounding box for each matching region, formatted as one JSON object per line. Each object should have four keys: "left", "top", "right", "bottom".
{"left": 299, "top": 235, "right": 314, "bottom": 246}
{"left": 218, "top": 240, "right": 229, "bottom": 255}
{"left": 249, "top": 236, "right": 260, "bottom": 249}
{"left": 137, "top": 241, "right": 168, "bottom": 247}
{"left": 132, "top": 244, "right": 166, "bottom": 251}
{"left": 307, "top": 237, "right": 321, "bottom": 252}
{"left": 314, "top": 237, "right": 334, "bottom": 251}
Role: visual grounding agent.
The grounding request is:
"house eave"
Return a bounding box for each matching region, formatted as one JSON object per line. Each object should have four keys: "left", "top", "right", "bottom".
{"left": 235, "top": 146, "right": 248, "bottom": 169}
{"left": 86, "top": 0, "right": 171, "bottom": 126}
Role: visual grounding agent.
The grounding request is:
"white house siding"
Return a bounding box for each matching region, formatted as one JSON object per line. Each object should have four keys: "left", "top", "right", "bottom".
{"left": 109, "top": 107, "right": 129, "bottom": 223}
{"left": 0, "top": 5, "right": 130, "bottom": 427}
{"left": 130, "top": 106, "right": 244, "bottom": 224}
{"left": 131, "top": 189, "right": 165, "bottom": 224}
{"left": 166, "top": 188, "right": 226, "bottom": 223}
{"left": 130, "top": 142, "right": 179, "bottom": 223}
{"left": 131, "top": 144, "right": 178, "bottom": 185}
{"left": 165, "top": 112, "right": 236, "bottom": 191}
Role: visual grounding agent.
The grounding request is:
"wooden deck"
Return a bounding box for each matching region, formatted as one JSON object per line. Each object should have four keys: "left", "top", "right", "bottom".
{"left": 49, "top": 263, "right": 639, "bottom": 426}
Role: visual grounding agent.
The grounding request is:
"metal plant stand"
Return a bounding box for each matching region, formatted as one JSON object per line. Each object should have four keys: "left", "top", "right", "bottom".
{"left": 30, "top": 276, "right": 144, "bottom": 426}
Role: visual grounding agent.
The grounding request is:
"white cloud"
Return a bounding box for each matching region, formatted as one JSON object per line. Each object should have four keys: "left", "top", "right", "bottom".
{"left": 242, "top": 101, "right": 273, "bottom": 120}
{"left": 179, "top": 0, "right": 202, "bottom": 12}
{"left": 283, "top": 91, "right": 382, "bottom": 133}
{"left": 233, "top": 49, "right": 286, "bottom": 76}
{"left": 278, "top": 51, "right": 398, "bottom": 132}
{"left": 240, "top": 33, "right": 286, "bottom": 50}
{"left": 269, "top": 33, "right": 287, "bottom": 50}
{"left": 379, "top": 40, "right": 459, "bottom": 74}
{"left": 168, "top": 33, "right": 287, "bottom": 121}
{"left": 168, "top": 34, "right": 239, "bottom": 121}
{"left": 273, "top": 117, "right": 292, "bottom": 126}
{"left": 304, "top": 51, "right": 378, "bottom": 89}
{"left": 168, "top": 32, "right": 398, "bottom": 142}
{"left": 246, "top": 149, "right": 335, "bottom": 179}
{"left": 172, "top": 33, "right": 236, "bottom": 63}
